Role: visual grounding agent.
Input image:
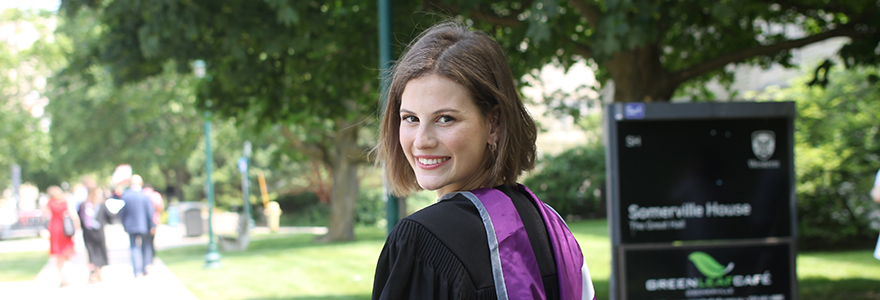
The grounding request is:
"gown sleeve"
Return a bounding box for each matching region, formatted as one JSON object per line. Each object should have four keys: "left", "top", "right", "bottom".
{"left": 372, "top": 219, "right": 462, "bottom": 300}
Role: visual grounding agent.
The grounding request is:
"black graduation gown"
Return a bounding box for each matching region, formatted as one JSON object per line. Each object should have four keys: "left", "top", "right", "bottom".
{"left": 79, "top": 201, "right": 112, "bottom": 267}
{"left": 372, "top": 185, "right": 561, "bottom": 300}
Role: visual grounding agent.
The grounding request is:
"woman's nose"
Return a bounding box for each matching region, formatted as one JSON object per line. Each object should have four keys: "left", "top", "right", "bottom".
{"left": 414, "top": 124, "right": 438, "bottom": 150}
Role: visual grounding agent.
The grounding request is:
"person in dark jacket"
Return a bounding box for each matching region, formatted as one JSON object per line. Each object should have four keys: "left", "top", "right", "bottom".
{"left": 372, "top": 21, "right": 596, "bottom": 299}
{"left": 118, "top": 174, "right": 155, "bottom": 277}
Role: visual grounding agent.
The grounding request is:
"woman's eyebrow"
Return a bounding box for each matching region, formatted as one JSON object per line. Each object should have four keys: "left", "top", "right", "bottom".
{"left": 399, "top": 108, "right": 461, "bottom": 115}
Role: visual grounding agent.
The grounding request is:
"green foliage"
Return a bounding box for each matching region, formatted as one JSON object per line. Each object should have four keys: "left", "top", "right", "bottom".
{"left": 433, "top": 0, "right": 880, "bottom": 102}
{"left": 57, "top": 0, "right": 435, "bottom": 241}
{"left": 275, "top": 192, "right": 321, "bottom": 216}
{"left": 355, "top": 187, "right": 385, "bottom": 226}
{"left": 274, "top": 188, "right": 386, "bottom": 227}
{"left": 47, "top": 62, "right": 203, "bottom": 183}
{"left": 524, "top": 144, "right": 606, "bottom": 219}
{"left": 0, "top": 8, "right": 58, "bottom": 186}
{"left": 755, "top": 66, "right": 880, "bottom": 249}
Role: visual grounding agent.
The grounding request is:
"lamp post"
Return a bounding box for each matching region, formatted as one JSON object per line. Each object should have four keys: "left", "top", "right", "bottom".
{"left": 239, "top": 141, "right": 254, "bottom": 228}
{"left": 194, "top": 59, "right": 221, "bottom": 268}
{"left": 378, "top": 0, "right": 399, "bottom": 234}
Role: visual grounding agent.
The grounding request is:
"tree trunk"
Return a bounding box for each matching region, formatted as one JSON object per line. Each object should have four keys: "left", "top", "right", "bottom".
{"left": 315, "top": 119, "right": 360, "bottom": 242}
{"left": 174, "top": 168, "right": 190, "bottom": 202}
{"left": 605, "top": 45, "right": 677, "bottom": 103}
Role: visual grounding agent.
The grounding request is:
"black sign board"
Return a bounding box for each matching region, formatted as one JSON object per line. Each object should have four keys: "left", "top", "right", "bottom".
{"left": 621, "top": 242, "right": 795, "bottom": 300}
{"left": 617, "top": 118, "right": 791, "bottom": 243}
{"left": 605, "top": 102, "right": 798, "bottom": 300}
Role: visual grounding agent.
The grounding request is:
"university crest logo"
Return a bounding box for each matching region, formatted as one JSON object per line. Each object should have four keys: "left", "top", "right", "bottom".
{"left": 751, "top": 131, "right": 775, "bottom": 161}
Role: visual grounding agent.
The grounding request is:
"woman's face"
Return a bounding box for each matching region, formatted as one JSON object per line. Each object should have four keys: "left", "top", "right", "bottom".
{"left": 399, "top": 74, "right": 497, "bottom": 197}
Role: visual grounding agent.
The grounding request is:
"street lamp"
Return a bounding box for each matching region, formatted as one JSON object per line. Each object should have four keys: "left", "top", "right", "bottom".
{"left": 239, "top": 141, "right": 254, "bottom": 228}
{"left": 194, "top": 59, "right": 221, "bottom": 268}
{"left": 378, "top": 0, "right": 400, "bottom": 234}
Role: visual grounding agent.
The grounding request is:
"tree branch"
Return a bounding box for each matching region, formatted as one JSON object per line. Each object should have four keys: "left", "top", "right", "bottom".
{"left": 423, "top": 1, "right": 524, "bottom": 27}
{"left": 672, "top": 25, "right": 860, "bottom": 86}
{"left": 279, "top": 126, "right": 328, "bottom": 165}
{"left": 572, "top": 41, "right": 594, "bottom": 60}
{"left": 470, "top": 9, "right": 522, "bottom": 27}
{"left": 567, "top": 0, "right": 602, "bottom": 28}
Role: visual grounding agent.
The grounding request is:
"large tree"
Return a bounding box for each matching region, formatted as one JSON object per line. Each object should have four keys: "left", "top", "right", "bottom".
{"left": 0, "top": 8, "right": 61, "bottom": 188}
{"left": 58, "top": 0, "right": 432, "bottom": 241}
{"left": 429, "top": 0, "right": 880, "bottom": 102}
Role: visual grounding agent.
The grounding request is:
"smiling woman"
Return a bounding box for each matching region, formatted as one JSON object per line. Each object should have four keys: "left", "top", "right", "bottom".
{"left": 398, "top": 75, "right": 496, "bottom": 197}
{"left": 372, "top": 21, "right": 597, "bottom": 300}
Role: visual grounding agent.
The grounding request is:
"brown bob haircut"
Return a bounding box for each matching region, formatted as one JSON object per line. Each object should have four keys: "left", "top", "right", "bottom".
{"left": 376, "top": 21, "right": 537, "bottom": 197}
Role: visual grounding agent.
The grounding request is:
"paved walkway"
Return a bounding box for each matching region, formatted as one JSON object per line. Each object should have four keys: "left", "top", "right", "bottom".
{"left": 0, "top": 224, "right": 199, "bottom": 299}
{"left": 0, "top": 223, "right": 329, "bottom": 299}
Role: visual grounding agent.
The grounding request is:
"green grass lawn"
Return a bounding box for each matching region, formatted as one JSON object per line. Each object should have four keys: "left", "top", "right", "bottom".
{"left": 161, "top": 220, "right": 880, "bottom": 299}
{"left": 160, "top": 227, "right": 387, "bottom": 299}
{"left": 797, "top": 250, "right": 880, "bottom": 300}
{"left": 0, "top": 251, "right": 47, "bottom": 281}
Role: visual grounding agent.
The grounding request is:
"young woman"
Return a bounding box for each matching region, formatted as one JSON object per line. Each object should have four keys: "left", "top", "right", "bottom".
{"left": 43, "top": 185, "right": 78, "bottom": 287}
{"left": 373, "top": 22, "right": 596, "bottom": 300}
{"left": 78, "top": 177, "right": 112, "bottom": 283}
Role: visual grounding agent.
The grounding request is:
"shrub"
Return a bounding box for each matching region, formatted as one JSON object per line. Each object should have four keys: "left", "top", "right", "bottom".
{"left": 755, "top": 67, "right": 880, "bottom": 249}
{"left": 272, "top": 189, "right": 387, "bottom": 227}
{"left": 524, "top": 145, "right": 606, "bottom": 219}
{"left": 355, "top": 188, "right": 385, "bottom": 226}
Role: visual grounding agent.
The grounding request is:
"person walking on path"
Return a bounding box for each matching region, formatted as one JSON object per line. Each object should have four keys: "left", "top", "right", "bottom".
{"left": 142, "top": 183, "right": 164, "bottom": 270}
{"left": 77, "top": 176, "right": 113, "bottom": 283}
{"left": 119, "top": 174, "right": 156, "bottom": 277}
{"left": 42, "top": 185, "right": 79, "bottom": 287}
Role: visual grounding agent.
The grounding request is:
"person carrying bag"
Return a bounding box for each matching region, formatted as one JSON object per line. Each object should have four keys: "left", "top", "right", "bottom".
{"left": 63, "top": 211, "right": 76, "bottom": 237}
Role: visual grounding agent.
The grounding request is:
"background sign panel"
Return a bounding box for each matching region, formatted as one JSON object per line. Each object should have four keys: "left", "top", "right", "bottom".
{"left": 617, "top": 118, "right": 792, "bottom": 243}
{"left": 622, "top": 243, "right": 794, "bottom": 300}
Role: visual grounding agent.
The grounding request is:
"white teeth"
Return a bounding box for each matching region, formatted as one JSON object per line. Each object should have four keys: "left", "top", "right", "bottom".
{"left": 418, "top": 157, "right": 448, "bottom": 165}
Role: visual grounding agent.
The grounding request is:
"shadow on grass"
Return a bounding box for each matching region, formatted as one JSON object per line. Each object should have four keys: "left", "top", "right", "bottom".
{"left": 799, "top": 278, "right": 880, "bottom": 300}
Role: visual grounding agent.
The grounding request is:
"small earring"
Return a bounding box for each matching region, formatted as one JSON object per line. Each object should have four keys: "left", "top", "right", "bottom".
{"left": 488, "top": 142, "right": 497, "bottom": 153}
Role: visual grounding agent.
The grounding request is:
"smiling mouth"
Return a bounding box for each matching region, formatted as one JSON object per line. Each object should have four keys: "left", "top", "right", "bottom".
{"left": 417, "top": 157, "right": 449, "bottom": 165}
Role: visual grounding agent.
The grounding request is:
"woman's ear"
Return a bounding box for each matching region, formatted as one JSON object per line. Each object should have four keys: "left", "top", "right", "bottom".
{"left": 487, "top": 105, "right": 501, "bottom": 145}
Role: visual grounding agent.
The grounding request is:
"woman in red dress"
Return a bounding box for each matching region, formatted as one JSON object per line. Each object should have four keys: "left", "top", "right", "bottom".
{"left": 43, "top": 185, "right": 78, "bottom": 287}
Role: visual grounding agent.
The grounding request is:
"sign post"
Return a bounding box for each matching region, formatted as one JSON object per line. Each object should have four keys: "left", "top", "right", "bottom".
{"left": 605, "top": 102, "right": 798, "bottom": 300}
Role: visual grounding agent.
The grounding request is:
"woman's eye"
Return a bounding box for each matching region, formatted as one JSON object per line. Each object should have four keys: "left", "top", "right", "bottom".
{"left": 438, "top": 116, "right": 455, "bottom": 124}
{"left": 402, "top": 115, "right": 418, "bottom": 123}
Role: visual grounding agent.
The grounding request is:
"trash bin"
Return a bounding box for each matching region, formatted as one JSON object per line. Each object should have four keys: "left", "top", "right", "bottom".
{"left": 177, "top": 202, "right": 204, "bottom": 237}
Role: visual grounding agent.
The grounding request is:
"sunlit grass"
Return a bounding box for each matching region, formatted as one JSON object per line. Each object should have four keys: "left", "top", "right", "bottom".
{"left": 0, "top": 251, "right": 46, "bottom": 281}
{"left": 161, "top": 227, "right": 386, "bottom": 299}
{"left": 797, "top": 250, "right": 880, "bottom": 300}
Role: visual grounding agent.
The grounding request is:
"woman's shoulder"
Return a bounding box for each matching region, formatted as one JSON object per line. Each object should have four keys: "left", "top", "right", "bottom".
{"left": 386, "top": 194, "right": 495, "bottom": 291}
{"left": 404, "top": 194, "right": 481, "bottom": 229}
